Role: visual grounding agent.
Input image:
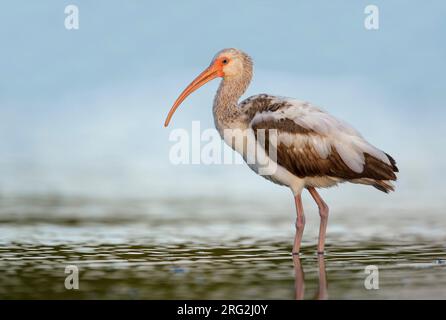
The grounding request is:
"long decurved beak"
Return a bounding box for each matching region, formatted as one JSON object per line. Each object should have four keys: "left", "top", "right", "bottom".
{"left": 164, "top": 63, "right": 222, "bottom": 127}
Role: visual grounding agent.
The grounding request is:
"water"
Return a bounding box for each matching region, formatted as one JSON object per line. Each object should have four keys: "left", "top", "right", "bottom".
{"left": 0, "top": 195, "right": 445, "bottom": 299}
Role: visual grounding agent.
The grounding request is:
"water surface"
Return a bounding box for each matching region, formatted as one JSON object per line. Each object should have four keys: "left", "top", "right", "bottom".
{"left": 0, "top": 195, "right": 445, "bottom": 299}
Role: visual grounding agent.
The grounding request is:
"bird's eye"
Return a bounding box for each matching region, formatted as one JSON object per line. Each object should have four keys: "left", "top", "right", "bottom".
{"left": 222, "top": 59, "right": 229, "bottom": 65}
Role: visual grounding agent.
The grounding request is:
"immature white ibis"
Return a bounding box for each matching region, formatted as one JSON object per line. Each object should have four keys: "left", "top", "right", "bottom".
{"left": 164, "top": 48, "right": 398, "bottom": 255}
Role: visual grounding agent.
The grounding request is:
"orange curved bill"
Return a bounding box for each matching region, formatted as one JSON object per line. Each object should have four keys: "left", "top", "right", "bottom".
{"left": 164, "top": 64, "right": 222, "bottom": 127}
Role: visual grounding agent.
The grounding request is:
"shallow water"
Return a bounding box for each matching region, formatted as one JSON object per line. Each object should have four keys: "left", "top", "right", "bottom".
{"left": 0, "top": 195, "right": 445, "bottom": 299}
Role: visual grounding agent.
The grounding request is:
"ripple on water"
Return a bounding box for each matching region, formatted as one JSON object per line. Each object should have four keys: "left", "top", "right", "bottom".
{"left": 0, "top": 236, "right": 445, "bottom": 299}
{"left": 0, "top": 197, "right": 445, "bottom": 299}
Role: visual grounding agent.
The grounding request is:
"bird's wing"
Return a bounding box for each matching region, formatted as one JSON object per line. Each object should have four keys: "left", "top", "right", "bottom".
{"left": 240, "top": 94, "right": 398, "bottom": 181}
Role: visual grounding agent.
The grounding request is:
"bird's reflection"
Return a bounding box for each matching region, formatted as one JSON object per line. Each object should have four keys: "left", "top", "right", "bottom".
{"left": 293, "top": 254, "right": 328, "bottom": 300}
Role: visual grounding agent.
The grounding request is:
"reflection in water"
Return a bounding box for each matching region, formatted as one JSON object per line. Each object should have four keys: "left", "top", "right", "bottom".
{"left": 316, "top": 255, "right": 328, "bottom": 300}
{"left": 293, "top": 254, "right": 328, "bottom": 300}
{"left": 293, "top": 255, "right": 304, "bottom": 300}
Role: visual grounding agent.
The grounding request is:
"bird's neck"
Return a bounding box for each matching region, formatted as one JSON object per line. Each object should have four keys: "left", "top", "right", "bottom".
{"left": 213, "top": 74, "right": 252, "bottom": 132}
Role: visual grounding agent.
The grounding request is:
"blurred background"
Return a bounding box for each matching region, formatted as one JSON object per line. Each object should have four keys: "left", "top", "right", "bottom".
{"left": 0, "top": 1, "right": 445, "bottom": 299}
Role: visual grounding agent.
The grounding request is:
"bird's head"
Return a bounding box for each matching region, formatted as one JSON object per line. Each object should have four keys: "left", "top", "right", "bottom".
{"left": 164, "top": 48, "right": 252, "bottom": 127}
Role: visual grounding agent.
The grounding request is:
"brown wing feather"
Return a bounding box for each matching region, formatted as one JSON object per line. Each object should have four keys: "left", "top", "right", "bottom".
{"left": 252, "top": 120, "right": 398, "bottom": 182}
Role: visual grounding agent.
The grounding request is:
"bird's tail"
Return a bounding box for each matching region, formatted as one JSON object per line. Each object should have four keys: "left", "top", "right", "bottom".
{"left": 372, "top": 180, "right": 395, "bottom": 193}
{"left": 350, "top": 178, "right": 395, "bottom": 193}
{"left": 355, "top": 152, "right": 398, "bottom": 193}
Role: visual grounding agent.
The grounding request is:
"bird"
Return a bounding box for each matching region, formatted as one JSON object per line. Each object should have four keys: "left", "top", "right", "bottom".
{"left": 164, "top": 48, "right": 398, "bottom": 255}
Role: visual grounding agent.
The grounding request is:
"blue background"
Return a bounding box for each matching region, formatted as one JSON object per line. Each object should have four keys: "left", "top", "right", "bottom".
{"left": 0, "top": 1, "right": 445, "bottom": 210}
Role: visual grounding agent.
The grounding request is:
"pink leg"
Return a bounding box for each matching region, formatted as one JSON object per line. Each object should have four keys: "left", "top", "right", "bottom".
{"left": 292, "top": 194, "right": 305, "bottom": 255}
{"left": 307, "top": 187, "right": 329, "bottom": 254}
